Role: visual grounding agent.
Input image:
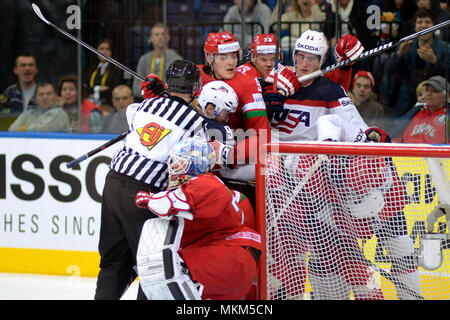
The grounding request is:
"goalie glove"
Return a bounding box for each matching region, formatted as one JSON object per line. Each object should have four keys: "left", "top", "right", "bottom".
{"left": 135, "top": 189, "right": 193, "bottom": 220}
{"left": 334, "top": 34, "right": 364, "bottom": 63}
{"left": 141, "top": 74, "right": 167, "bottom": 99}
{"left": 426, "top": 204, "right": 450, "bottom": 233}
{"left": 264, "top": 64, "right": 300, "bottom": 97}
{"left": 365, "top": 127, "right": 391, "bottom": 143}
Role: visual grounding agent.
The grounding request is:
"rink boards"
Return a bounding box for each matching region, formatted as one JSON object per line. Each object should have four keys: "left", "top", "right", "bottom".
{"left": 0, "top": 133, "right": 118, "bottom": 277}
{"left": 0, "top": 134, "right": 448, "bottom": 298}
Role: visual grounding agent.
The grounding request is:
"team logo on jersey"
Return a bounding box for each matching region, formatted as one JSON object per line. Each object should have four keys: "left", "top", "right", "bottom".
{"left": 137, "top": 122, "right": 171, "bottom": 150}
{"left": 435, "top": 114, "right": 446, "bottom": 126}
{"left": 338, "top": 97, "right": 353, "bottom": 107}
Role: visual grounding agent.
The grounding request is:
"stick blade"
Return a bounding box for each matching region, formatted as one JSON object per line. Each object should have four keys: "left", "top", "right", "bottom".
{"left": 31, "top": 3, "right": 50, "bottom": 24}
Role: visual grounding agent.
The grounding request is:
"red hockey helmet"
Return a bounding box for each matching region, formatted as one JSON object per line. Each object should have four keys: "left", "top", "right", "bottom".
{"left": 250, "top": 34, "right": 282, "bottom": 59}
{"left": 204, "top": 31, "right": 241, "bottom": 57}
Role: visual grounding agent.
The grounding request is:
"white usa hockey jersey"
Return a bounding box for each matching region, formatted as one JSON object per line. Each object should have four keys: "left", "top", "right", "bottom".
{"left": 270, "top": 76, "right": 368, "bottom": 142}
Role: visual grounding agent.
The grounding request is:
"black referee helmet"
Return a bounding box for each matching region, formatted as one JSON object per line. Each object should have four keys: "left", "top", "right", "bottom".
{"left": 166, "top": 60, "right": 201, "bottom": 95}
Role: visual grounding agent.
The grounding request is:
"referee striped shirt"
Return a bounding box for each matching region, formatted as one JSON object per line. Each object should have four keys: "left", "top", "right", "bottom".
{"left": 110, "top": 96, "right": 207, "bottom": 190}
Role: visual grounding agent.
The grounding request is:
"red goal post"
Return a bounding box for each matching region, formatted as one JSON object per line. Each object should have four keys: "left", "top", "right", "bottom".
{"left": 255, "top": 142, "right": 450, "bottom": 300}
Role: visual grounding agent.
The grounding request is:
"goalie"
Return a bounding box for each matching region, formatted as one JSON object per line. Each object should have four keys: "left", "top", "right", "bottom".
{"left": 134, "top": 136, "right": 261, "bottom": 300}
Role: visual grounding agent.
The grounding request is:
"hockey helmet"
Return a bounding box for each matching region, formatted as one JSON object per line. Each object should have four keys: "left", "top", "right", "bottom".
{"left": 168, "top": 136, "right": 216, "bottom": 188}
{"left": 293, "top": 30, "right": 328, "bottom": 64}
{"left": 197, "top": 81, "right": 238, "bottom": 119}
{"left": 250, "top": 34, "right": 282, "bottom": 59}
{"left": 204, "top": 31, "right": 241, "bottom": 58}
{"left": 344, "top": 156, "right": 393, "bottom": 218}
{"left": 165, "top": 60, "right": 201, "bottom": 95}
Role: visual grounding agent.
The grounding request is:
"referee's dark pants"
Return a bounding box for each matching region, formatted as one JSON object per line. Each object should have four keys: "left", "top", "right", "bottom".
{"left": 94, "top": 170, "right": 161, "bottom": 300}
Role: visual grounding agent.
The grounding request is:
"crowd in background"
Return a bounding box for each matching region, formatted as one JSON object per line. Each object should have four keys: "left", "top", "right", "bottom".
{"left": 0, "top": 0, "right": 449, "bottom": 143}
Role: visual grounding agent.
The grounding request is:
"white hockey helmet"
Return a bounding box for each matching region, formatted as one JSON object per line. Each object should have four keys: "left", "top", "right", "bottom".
{"left": 344, "top": 156, "right": 393, "bottom": 218}
{"left": 197, "top": 80, "right": 238, "bottom": 119}
{"left": 293, "top": 30, "right": 328, "bottom": 65}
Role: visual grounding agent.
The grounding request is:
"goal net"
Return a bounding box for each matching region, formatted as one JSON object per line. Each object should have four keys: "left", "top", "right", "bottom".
{"left": 255, "top": 142, "right": 450, "bottom": 300}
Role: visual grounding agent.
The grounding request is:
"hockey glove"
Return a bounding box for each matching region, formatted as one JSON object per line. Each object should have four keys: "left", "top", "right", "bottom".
{"left": 141, "top": 74, "right": 167, "bottom": 99}
{"left": 365, "top": 127, "right": 391, "bottom": 143}
{"left": 334, "top": 34, "right": 364, "bottom": 64}
{"left": 263, "top": 89, "right": 286, "bottom": 121}
{"left": 209, "top": 140, "right": 234, "bottom": 170}
{"left": 264, "top": 64, "right": 300, "bottom": 97}
{"left": 135, "top": 190, "right": 193, "bottom": 220}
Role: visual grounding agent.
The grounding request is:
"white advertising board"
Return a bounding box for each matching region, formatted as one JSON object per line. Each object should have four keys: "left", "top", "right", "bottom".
{"left": 0, "top": 133, "right": 121, "bottom": 252}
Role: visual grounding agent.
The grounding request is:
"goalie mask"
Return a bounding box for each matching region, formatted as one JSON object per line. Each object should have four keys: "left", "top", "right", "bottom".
{"left": 197, "top": 80, "right": 238, "bottom": 120}
{"left": 168, "top": 136, "right": 216, "bottom": 188}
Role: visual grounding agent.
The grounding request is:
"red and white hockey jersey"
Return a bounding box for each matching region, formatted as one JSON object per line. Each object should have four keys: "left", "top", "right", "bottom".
{"left": 236, "top": 61, "right": 262, "bottom": 79}
{"left": 198, "top": 64, "right": 270, "bottom": 134}
{"left": 179, "top": 172, "right": 260, "bottom": 250}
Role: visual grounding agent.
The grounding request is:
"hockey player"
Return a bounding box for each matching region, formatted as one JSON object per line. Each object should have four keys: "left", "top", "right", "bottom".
{"left": 95, "top": 60, "right": 210, "bottom": 300}
{"left": 260, "top": 30, "right": 380, "bottom": 143}
{"left": 279, "top": 115, "right": 421, "bottom": 300}
{"left": 199, "top": 31, "right": 270, "bottom": 167}
{"left": 134, "top": 136, "right": 261, "bottom": 300}
{"left": 236, "top": 33, "right": 282, "bottom": 79}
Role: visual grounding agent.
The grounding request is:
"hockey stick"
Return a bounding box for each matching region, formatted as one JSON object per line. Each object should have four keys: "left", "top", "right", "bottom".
{"left": 66, "top": 131, "right": 128, "bottom": 168}
{"left": 297, "top": 18, "right": 450, "bottom": 84}
{"left": 31, "top": 3, "right": 170, "bottom": 169}
{"left": 272, "top": 0, "right": 283, "bottom": 91}
{"left": 31, "top": 3, "right": 146, "bottom": 82}
{"left": 269, "top": 154, "right": 328, "bottom": 229}
{"left": 351, "top": 247, "right": 425, "bottom": 300}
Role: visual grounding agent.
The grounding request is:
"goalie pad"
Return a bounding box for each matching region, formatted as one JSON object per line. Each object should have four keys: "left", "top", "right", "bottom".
{"left": 384, "top": 235, "right": 423, "bottom": 300}
{"left": 136, "top": 217, "right": 203, "bottom": 300}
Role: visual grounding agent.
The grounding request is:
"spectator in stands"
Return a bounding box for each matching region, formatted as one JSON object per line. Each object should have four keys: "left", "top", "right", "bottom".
{"left": 393, "top": 75, "right": 449, "bottom": 144}
{"left": 84, "top": 39, "right": 124, "bottom": 110}
{"left": 269, "top": 0, "right": 295, "bottom": 30}
{"left": 440, "top": 0, "right": 450, "bottom": 13}
{"left": 350, "top": 71, "right": 385, "bottom": 129}
{"left": 279, "top": 0, "right": 326, "bottom": 54}
{"left": 58, "top": 74, "right": 103, "bottom": 133}
{"left": 415, "top": 0, "right": 448, "bottom": 34}
{"left": 1, "top": 53, "right": 39, "bottom": 116}
{"left": 132, "top": 23, "right": 182, "bottom": 99}
{"left": 223, "top": 0, "right": 272, "bottom": 50}
{"left": 336, "top": 0, "right": 358, "bottom": 36}
{"left": 374, "top": 0, "right": 417, "bottom": 100}
{"left": 384, "top": 8, "right": 450, "bottom": 118}
{"left": 101, "top": 84, "right": 133, "bottom": 134}
{"left": 8, "top": 82, "right": 69, "bottom": 132}
{"left": 415, "top": 80, "right": 428, "bottom": 106}
{"left": 381, "top": 0, "right": 417, "bottom": 41}
{"left": 316, "top": 0, "right": 337, "bottom": 42}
